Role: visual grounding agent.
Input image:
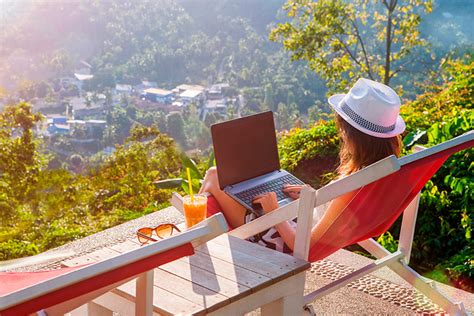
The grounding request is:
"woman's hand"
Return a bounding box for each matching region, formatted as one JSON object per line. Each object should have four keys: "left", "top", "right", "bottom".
{"left": 282, "top": 184, "right": 311, "bottom": 200}
{"left": 252, "top": 192, "right": 279, "bottom": 214}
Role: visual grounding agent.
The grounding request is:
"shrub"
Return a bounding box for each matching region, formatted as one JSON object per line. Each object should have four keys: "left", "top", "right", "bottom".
{"left": 0, "top": 240, "right": 39, "bottom": 261}
{"left": 407, "top": 109, "right": 473, "bottom": 288}
{"left": 278, "top": 119, "right": 340, "bottom": 187}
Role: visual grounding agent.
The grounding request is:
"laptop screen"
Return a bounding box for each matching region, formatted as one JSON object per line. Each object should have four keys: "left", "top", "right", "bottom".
{"left": 211, "top": 111, "right": 280, "bottom": 189}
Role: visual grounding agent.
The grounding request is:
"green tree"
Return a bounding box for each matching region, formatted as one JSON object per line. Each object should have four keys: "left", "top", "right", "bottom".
{"left": 166, "top": 112, "right": 187, "bottom": 149}
{"left": 69, "top": 154, "right": 84, "bottom": 174}
{"left": 263, "top": 84, "right": 275, "bottom": 111}
{"left": 183, "top": 104, "right": 210, "bottom": 150}
{"left": 204, "top": 111, "right": 224, "bottom": 127}
{"left": 0, "top": 103, "right": 43, "bottom": 219}
{"left": 270, "top": 0, "right": 433, "bottom": 92}
{"left": 46, "top": 49, "right": 74, "bottom": 77}
{"left": 287, "top": 91, "right": 296, "bottom": 109}
{"left": 275, "top": 102, "right": 299, "bottom": 131}
{"left": 17, "top": 80, "right": 36, "bottom": 100}
{"left": 226, "top": 102, "right": 236, "bottom": 120}
{"left": 35, "top": 81, "right": 51, "bottom": 99}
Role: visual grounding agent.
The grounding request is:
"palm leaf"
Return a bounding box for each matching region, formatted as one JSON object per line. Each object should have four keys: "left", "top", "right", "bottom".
{"left": 181, "top": 153, "right": 202, "bottom": 179}
{"left": 154, "top": 178, "right": 183, "bottom": 189}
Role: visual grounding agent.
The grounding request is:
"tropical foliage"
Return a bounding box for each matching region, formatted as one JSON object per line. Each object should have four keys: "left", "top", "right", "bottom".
{"left": 270, "top": 0, "right": 433, "bottom": 92}
{"left": 0, "top": 108, "right": 181, "bottom": 260}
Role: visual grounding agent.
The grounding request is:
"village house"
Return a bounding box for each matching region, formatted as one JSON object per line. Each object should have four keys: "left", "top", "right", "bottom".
{"left": 69, "top": 96, "right": 103, "bottom": 119}
{"left": 175, "top": 84, "right": 205, "bottom": 94}
{"left": 207, "top": 83, "right": 229, "bottom": 100}
{"left": 72, "top": 61, "right": 94, "bottom": 93}
{"left": 142, "top": 88, "right": 173, "bottom": 104}
{"left": 201, "top": 98, "right": 227, "bottom": 120}
{"left": 32, "top": 99, "right": 66, "bottom": 115}
{"left": 114, "top": 84, "right": 133, "bottom": 96}
{"left": 46, "top": 115, "right": 70, "bottom": 135}
{"left": 179, "top": 89, "right": 204, "bottom": 106}
{"left": 134, "top": 80, "right": 158, "bottom": 95}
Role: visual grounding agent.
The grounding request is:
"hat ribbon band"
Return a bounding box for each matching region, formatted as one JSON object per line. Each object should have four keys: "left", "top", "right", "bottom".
{"left": 341, "top": 102, "right": 396, "bottom": 134}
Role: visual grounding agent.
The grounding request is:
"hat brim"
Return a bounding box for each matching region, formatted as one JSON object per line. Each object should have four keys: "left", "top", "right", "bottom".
{"left": 328, "top": 94, "right": 405, "bottom": 138}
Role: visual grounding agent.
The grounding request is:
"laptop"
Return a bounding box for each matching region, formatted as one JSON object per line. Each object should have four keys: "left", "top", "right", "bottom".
{"left": 211, "top": 111, "right": 305, "bottom": 216}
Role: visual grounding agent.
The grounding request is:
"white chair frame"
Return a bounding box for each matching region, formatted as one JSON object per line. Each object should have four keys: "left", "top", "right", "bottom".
{"left": 0, "top": 213, "right": 228, "bottom": 316}
{"left": 172, "top": 131, "right": 473, "bottom": 315}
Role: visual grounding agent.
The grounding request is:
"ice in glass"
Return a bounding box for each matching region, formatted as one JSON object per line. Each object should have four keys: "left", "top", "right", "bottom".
{"left": 183, "top": 194, "right": 207, "bottom": 228}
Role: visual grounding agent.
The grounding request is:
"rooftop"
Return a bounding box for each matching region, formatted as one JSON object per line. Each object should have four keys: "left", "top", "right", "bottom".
{"left": 205, "top": 99, "right": 226, "bottom": 109}
{"left": 180, "top": 89, "right": 203, "bottom": 98}
{"left": 176, "top": 84, "right": 205, "bottom": 92}
{"left": 73, "top": 73, "right": 94, "bottom": 81}
{"left": 143, "top": 88, "right": 173, "bottom": 96}
{"left": 115, "top": 84, "right": 133, "bottom": 92}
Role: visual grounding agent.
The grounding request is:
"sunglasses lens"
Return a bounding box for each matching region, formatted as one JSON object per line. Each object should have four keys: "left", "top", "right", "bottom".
{"left": 137, "top": 227, "right": 153, "bottom": 244}
{"left": 155, "top": 224, "right": 173, "bottom": 238}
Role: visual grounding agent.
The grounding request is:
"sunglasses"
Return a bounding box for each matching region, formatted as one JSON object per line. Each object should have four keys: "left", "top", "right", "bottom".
{"left": 136, "top": 223, "right": 181, "bottom": 244}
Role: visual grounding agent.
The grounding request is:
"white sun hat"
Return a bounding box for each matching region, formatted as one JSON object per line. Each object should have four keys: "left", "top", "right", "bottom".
{"left": 328, "top": 78, "right": 405, "bottom": 138}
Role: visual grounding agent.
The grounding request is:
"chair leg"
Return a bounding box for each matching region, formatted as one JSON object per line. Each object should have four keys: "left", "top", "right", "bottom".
{"left": 135, "top": 270, "right": 154, "bottom": 316}
{"left": 388, "top": 260, "right": 467, "bottom": 315}
{"left": 303, "top": 304, "right": 316, "bottom": 316}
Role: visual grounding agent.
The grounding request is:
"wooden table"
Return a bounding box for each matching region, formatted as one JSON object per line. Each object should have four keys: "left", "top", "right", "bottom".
{"left": 62, "top": 233, "right": 310, "bottom": 315}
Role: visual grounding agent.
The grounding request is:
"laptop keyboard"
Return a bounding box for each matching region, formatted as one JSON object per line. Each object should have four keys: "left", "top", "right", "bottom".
{"left": 235, "top": 173, "right": 305, "bottom": 208}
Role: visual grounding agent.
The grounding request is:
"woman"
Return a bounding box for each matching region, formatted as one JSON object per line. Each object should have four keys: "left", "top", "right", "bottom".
{"left": 199, "top": 78, "right": 405, "bottom": 252}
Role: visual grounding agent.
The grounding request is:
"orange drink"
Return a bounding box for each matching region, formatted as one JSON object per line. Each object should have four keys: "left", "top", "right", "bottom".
{"left": 183, "top": 194, "right": 207, "bottom": 228}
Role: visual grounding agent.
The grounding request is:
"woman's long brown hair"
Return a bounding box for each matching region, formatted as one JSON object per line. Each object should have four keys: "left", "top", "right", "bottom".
{"left": 335, "top": 114, "right": 402, "bottom": 176}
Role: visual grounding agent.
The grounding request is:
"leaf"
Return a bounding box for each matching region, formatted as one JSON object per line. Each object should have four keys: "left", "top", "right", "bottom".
{"left": 153, "top": 178, "right": 183, "bottom": 189}
{"left": 403, "top": 129, "right": 426, "bottom": 148}
{"left": 427, "top": 123, "right": 439, "bottom": 144}
{"left": 180, "top": 179, "right": 200, "bottom": 195}
{"left": 207, "top": 151, "right": 215, "bottom": 169}
{"left": 181, "top": 153, "right": 202, "bottom": 179}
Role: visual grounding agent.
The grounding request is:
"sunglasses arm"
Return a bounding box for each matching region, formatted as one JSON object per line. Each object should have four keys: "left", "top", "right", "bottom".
{"left": 137, "top": 231, "right": 158, "bottom": 242}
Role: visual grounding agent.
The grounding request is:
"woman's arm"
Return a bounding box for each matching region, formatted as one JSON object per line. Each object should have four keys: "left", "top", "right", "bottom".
{"left": 254, "top": 190, "right": 357, "bottom": 252}
{"left": 308, "top": 190, "right": 357, "bottom": 248}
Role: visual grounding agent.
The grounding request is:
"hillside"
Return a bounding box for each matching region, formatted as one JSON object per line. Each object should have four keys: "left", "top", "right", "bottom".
{"left": 1, "top": 0, "right": 473, "bottom": 109}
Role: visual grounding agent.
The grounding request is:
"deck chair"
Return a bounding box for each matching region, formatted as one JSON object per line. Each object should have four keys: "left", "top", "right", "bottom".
{"left": 172, "top": 131, "right": 473, "bottom": 315}
{"left": 0, "top": 213, "right": 228, "bottom": 316}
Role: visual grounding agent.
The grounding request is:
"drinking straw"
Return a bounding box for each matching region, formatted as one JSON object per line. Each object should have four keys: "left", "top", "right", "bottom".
{"left": 186, "top": 167, "right": 194, "bottom": 202}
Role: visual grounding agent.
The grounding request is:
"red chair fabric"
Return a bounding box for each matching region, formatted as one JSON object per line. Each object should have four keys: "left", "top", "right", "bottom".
{"left": 0, "top": 243, "right": 194, "bottom": 316}
{"left": 203, "top": 139, "right": 473, "bottom": 263}
{"left": 0, "top": 265, "right": 87, "bottom": 296}
{"left": 207, "top": 195, "right": 234, "bottom": 230}
{"left": 308, "top": 140, "right": 474, "bottom": 262}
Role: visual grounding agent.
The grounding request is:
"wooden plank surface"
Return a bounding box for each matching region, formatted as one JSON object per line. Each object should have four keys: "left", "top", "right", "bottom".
{"left": 153, "top": 268, "right": 228, "bottom": 307}
{"left": 60, "top": 232, "right": 310, "bottom": 315}
{"left": 178, "top": 250, "right": 270, "bottom": 288}
{"left": 160, "top": 259, "right": 250, "bottom": 298}
{"left": 196, "top": 240, "right": 297, "bottom": 279}
{"left": 211, "top": 234, "right": 309, "bottom": 271}
{"left": 117, "top": 279, "right": 205, "bottom": 316}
